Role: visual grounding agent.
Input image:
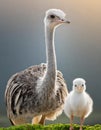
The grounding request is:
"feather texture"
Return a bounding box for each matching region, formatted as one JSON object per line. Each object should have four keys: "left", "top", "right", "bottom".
{"left": 5, "top": 63, "right": 68, "bottom": 123}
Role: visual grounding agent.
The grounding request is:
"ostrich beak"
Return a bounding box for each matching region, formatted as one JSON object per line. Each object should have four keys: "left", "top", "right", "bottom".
{"left": 58, "top": 18, "right": 70, "bottom": 24}
{"left": 61, "top": 18, "right": 70, "bottom": 24}
{"left": 66, "top": 20, "right": 70, "bottom": 24}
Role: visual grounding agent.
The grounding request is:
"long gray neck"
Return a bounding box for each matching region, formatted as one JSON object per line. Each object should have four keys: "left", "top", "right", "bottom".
{"left": 45, "top": 26, "right": 57, "bottom": 75}
{"left": 42, "top": 25, "right": 57, "bottom": 88}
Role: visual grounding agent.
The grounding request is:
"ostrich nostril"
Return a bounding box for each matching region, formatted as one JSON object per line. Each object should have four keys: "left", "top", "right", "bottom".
{"left": 61, "top": 19, "right": 64, "bottom": 21}
{"left": 61, "top": 19, "right": 70, "bottom": 24}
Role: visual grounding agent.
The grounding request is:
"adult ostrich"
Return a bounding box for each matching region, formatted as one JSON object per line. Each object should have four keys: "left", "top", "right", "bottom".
{"left": 5, "top": 9, "right": 70, "bottom": 125}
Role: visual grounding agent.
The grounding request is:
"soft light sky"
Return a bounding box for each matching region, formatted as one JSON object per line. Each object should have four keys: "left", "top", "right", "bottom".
{"left": 0, "top": 0, "right": 101, "bottom": 126}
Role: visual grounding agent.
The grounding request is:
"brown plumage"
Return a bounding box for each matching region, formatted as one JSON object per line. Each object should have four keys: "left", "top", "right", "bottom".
{"left": 5, "top": 63, "right": 67, "bottom": 125}
{"left": 5, "top": 9, "right": 70, "bottom": 125}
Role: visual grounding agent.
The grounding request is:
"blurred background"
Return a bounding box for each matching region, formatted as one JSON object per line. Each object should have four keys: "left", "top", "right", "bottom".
{"left": 0, "top": 0, "right": 101, "bottom": 127}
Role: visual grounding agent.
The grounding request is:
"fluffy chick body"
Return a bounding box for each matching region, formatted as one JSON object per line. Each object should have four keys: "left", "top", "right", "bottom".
{"left": 64, "top": 78, "right": 93, "bottom": 130}
{"left": 64, "top": 89, "right": 93, "bottom": 118}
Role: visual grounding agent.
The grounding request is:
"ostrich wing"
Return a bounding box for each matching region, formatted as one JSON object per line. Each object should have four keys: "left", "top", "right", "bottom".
{"left": 5, "top": 63, "right": 67, "bottom": 118}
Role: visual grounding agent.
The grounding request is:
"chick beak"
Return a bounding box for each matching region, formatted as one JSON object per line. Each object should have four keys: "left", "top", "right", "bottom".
{"left": 78, "top": 86, "right": 81, "bottom": 90}
{"left": 77, "top": 86, "right": 84, "bottom": 92}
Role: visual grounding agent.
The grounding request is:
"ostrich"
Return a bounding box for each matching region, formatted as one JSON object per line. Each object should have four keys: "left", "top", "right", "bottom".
{"left": 64, "top": 78, "right": 93, "bottom": 130}
{"left": 5, "top": 9, "right": 70, "bottom": 125}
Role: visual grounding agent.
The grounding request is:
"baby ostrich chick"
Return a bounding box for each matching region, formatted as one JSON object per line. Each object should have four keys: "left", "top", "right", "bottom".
{"left": 64, "top": 78, "right": 93, "bottom": 130}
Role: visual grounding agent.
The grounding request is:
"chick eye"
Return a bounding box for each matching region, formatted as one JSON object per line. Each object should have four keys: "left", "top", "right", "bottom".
{"left": 75, "top": 85, "right": 77, "bottom": 87}
{"left": 50, "top": 15, "right": 55, "bottom": 19}
{"left": 82, "top": 84, "right": 84, "bottom": 87}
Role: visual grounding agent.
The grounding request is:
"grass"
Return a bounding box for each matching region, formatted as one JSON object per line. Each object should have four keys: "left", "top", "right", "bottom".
{"left": 0, "top": 124, "right": 101, "bottom": 130}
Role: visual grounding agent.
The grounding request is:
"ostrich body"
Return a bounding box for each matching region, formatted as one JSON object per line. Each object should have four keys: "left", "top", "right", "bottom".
{"left": 5, "top": 9, "right": 70, "bottom": 125}
{"left": 64, "top": 78, "right": 93, "bottom": 130}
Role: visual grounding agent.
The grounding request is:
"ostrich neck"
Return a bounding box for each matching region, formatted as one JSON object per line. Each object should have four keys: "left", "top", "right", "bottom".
{"left": 46, "top": 26, "right": 57, "bottom": 74}
{"left": 43, "top": 25, "right": 57, "bottom": 88}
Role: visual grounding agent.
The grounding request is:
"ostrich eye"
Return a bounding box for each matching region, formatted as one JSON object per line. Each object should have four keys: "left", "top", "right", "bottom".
{"left": 50, "top": 15, "right": 55, "bottom": 19}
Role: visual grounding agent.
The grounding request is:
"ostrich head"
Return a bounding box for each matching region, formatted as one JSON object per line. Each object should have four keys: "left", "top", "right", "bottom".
{"left": 44, "top": 9, "right": 70, "bottom": 29}
{"left": 73, "top": 78, "right": 86, "bottom": 93}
